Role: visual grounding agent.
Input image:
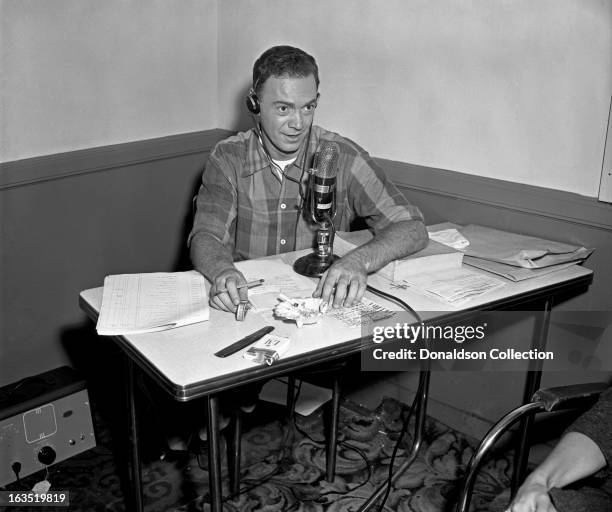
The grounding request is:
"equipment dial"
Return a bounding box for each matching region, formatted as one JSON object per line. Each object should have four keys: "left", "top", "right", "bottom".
{"left": 37, "top": 446, "right": 56, "bottom": 465}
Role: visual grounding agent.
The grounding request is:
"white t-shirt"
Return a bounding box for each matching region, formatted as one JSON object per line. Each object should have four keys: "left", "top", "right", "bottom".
{"left": 271, "top": 158, "right": 296, "bottom": 180}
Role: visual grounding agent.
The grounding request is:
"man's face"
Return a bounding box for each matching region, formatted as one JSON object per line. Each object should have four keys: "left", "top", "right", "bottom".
{"left": 257, "top": 74, "right": 318, "bottom": 160}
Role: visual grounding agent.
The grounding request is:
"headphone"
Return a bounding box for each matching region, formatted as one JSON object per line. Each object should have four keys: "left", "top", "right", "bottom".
{"left": 245, "top": 87, "right": 260, "bottom": 115}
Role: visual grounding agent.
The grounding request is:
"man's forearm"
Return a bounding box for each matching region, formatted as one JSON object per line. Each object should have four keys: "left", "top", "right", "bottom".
{"left": 190, "top": 232, "right": 236, "bottom": 281}
{"left": 529, "top": 432, "right": 606, "bottom": 490}
{"left": 342, "top": 220, "right": 428, "bottom": 273}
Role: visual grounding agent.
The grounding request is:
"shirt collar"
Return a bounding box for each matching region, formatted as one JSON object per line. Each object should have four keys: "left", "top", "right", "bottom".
{"left": 241, "top": 127, "right": 319, "bottom": 178}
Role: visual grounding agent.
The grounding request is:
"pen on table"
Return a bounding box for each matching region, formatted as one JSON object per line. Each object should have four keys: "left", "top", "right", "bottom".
{"left": 214, "top": 279, "right": 264, "bottom": 295}
{"left": 214, "top": 325, "right": 275, "bottom": 358}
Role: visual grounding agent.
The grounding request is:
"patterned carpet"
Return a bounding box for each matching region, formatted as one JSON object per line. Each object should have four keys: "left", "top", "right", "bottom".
{"left": 2, "top": 396, "right": 513, "bottom": 512}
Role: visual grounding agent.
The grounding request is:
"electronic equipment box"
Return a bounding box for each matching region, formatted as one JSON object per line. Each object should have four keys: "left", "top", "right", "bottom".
{"left": 0, "top": 366, "right": 96, "bottom": 486}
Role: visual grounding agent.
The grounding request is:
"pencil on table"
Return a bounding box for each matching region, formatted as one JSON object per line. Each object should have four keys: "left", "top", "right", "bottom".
{"left": 214, "top": 279, "right": 264, "bottom": 295}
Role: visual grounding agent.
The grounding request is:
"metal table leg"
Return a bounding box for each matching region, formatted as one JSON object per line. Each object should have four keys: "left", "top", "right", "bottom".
{"left": 207, "top": 395, "right": 223, "bottom": 512}
{"left": 229, "top": 408, "right": 242, "bottom": 495}
{"left": 512, "top": 299, "right": 552, "bottom": 493}
{"left": 326, "top": 376, "right": 341, "bottom": 482}
{"left": 126, "top": 358, "right": 143, "bottom": 512}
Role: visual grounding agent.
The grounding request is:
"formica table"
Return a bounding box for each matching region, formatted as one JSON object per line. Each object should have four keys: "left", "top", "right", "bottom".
{"left": 79, "top": 250, "right": 592, "bottom": 511}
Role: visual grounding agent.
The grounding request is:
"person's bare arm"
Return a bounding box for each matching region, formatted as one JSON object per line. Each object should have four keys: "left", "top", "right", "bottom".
{"left": 507, "top": 431, "right": 607, "bottom": 512}
{"left": 190, "top": 232, "right": 247, "bottom": 313}
{"left": 313, "top": 219, "right": 428, "bottom": 308}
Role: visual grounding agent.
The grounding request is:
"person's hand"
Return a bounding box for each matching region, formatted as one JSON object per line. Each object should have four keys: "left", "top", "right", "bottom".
{"left": 209, "top": 268, "right": 248, "bottom": 313}
{"left": 506, "top": 476, "right": 557, "bottom": 512}
{"left": 313, "top": 254, "right": 368, "bottom": 308}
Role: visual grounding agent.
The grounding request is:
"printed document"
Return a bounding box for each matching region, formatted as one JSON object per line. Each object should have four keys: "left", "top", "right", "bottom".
{"left": 401, "top": 268, "right": 506, "bottom": 307}
{"left": 96, "top": 271, "right": 209, "bottom": 335}
{"left": 328, "top": 298, "right": 396, "bottom": 328}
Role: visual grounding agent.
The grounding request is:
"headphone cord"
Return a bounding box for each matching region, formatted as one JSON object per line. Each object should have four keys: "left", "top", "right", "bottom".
{"left": 252, "top": 120, "right": 314, "bottom": 252}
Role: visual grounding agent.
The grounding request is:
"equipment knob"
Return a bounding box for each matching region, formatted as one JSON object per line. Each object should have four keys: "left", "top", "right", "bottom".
{"left": 37, "top": 446, "right": 56, "bottom": 465}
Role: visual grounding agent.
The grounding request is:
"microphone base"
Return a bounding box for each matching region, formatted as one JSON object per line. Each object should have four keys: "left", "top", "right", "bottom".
{"left": 293, "top": 253, "right": 339, "bottom": 278}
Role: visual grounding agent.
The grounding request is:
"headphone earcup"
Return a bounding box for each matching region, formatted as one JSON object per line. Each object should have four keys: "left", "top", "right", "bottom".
{"left": 245, "top": 90, "right": 260, "bottom": 114}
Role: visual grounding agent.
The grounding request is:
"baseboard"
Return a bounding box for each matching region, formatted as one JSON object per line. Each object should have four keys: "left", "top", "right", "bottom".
{"left": 344, "top": 375, "right": 496, "bottom": 441}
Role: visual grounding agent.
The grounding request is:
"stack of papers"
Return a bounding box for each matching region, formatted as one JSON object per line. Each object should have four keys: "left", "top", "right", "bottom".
{"left": 401, "top": 268, "right": 506, "bottom": 306}
{"left": 428, "top": 228, "right": 470, "bottom": 250}
{"left": 96, "top": 271, "right": 209, "bottom": 335}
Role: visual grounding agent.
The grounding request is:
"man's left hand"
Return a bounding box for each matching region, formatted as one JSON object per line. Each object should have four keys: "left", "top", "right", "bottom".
{"left": 313, "top": 254, "right": 368, "bottom": 308}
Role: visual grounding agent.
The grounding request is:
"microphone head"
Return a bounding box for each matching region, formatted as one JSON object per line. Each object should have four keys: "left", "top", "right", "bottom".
{"left": 313, "top": 141, "right": 339, "bottom": 178}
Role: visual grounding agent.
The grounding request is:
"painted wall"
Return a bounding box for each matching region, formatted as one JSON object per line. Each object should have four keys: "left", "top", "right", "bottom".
{"left": 0, "top": 134, "right": 219, "bottom": 387}
{"left": 217, "top": 0, "right": 612, "bottom": 197}
{"left": 1, "top": 0, "right": 218, "bottom": 162}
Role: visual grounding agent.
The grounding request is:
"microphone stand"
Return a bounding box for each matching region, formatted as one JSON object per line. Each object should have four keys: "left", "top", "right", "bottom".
{"left": 293, "top": 204, "right": 338, "bottom": 278}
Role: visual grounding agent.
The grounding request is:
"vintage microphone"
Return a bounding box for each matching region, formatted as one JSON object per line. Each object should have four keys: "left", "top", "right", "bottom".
{"left": 293, "top": 141, "right": 340, "bottom": 277}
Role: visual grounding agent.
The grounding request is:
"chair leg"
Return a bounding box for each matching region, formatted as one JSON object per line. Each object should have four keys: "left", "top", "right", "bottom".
{"left": 326, "top": 375, "right": 341, "bottom": 482}
{"left": 455, "top": 401, "right": 544, "bottom": 512}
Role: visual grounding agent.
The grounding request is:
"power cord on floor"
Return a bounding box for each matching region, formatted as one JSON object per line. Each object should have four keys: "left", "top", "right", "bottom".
{"left": 375, "top": 378, "right": 422, "bottom": 512}
{"left": 365, "top": 284, "right": 425, "bottom": 512}
{"left": 291, "top": 402, "right": 373, "bottom": 499}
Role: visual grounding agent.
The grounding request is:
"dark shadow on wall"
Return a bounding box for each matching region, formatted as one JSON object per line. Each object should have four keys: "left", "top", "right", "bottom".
{"left": 59, "top": 322, "right": 133, "bottom": 499}
{"left": 60, "top": 322, "right": 176, "bottom": 453}
{"left": 172, "top": 167, "right": 208, "bottom": 273}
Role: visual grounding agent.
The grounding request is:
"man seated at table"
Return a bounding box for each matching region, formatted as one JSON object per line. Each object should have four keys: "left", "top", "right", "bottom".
{"left": 189, "top": 44, "right": 428, "bottom": 311}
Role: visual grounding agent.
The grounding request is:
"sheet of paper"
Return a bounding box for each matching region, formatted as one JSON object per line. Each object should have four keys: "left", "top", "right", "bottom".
{"left": 96, "top": 271, "right": 209, "bottom": 335}
{"left": 428, "top": 228, "right": 470, "bottom": 250}
{"left": 327, "top": 298, "right": 396, "bottom": 328}
{"left": 237, "top": 259, "right": 314, "bottom": 293}
{"left": 235, "top": 258, "right": 315, "bottom": 312}
{"left": 259, "top": 377, "right": 332, "bottom": 416}
{"left": 400, "top": 268, "right": 506, "bottom": 307}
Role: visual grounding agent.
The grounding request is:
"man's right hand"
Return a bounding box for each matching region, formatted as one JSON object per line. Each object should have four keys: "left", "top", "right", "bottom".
{"left": 209, "top": 268, "right": 248, "bottom": 313}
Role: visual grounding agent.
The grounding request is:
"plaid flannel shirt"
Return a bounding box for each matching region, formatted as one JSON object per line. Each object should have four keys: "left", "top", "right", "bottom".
{"left": 188, "top": 126, "right": 424, "bottom": 261}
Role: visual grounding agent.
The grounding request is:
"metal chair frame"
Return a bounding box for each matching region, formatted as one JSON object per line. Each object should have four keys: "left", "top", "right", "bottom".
{"left": 455, "top": 382, "right": 609, "bottom": 512}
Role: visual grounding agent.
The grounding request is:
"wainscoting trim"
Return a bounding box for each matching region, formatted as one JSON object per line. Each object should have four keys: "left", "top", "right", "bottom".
{"left": 0, "top": 129, "right": 233, "bottom": 190}
{"left": 3, "top": 129, "right": 609, "bottom": 231}
{"left": 380, "top": 159, "right": 612, "bottom": 231}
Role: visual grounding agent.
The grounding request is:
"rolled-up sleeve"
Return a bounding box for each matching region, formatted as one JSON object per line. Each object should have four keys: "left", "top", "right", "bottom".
{"left": 187, "top": 150, "right": 237, "bottom": 251}
{"left": 344, "top": 147, "right": 424, "bottom": 233}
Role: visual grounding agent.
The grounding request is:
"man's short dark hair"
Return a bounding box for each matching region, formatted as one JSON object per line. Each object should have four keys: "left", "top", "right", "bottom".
{"left": 252, "top": 46, "right": 319, "bottom": 95}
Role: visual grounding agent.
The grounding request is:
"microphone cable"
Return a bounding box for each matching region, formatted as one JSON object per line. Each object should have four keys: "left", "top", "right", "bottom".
{"left": 363, "top": 283, "right": 428, "bottom": 512}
